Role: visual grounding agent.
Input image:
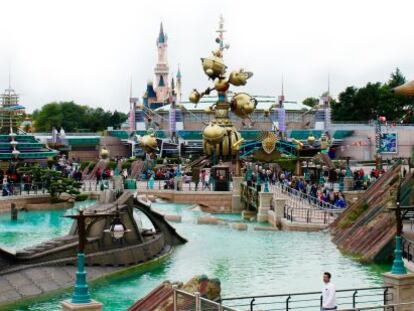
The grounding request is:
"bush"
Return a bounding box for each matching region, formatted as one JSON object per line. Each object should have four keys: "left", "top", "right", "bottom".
{"left": 106, "top": 161, "right": 117, "bottom": 170}
{"left": 80, "top": 161, "right": 91, "bottom": 171}
{"left": 275, "top": 158, "right": 297, "bottom": 172}
{"left": 122, "top": 161, "right": 132, "bottom": 170}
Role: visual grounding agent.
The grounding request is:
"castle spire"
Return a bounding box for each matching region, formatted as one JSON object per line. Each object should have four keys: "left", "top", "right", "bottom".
{"left": 158, "top": 22, "right": 167, "bottom": 44}
{"left": 154, "top": 22, "right": 169, "bottom": 103}
{"left": 176, "top": 65, "right": 182, "bottom": 80}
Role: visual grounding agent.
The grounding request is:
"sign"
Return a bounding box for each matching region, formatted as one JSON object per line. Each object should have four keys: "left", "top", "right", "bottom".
{"left": 379, "top": 133, "right": 398, "bottom": 154}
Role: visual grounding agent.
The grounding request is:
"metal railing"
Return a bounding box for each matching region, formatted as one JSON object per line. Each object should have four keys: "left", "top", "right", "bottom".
{"left": 220, "top": 286, "right": 392, "bottom": 311}
{"left": 338, "top": 301, "right": 414, "bottom": 310}
{"left": 0, "top": 182, "right": 49, "bottom": 198}
{"left": 81, "top": 179, "right": 115, "bottom": 191}
{"left": 174, "top": 288, "right": 239, "bottom": 311}
{"left": 402, "top": 236, "right": 414, "bottom": 263}
{"left": 136, "top": 179, "right": 233, "bottom": 192}
{"left": 270, "top": 182, "right": 343, "bottom": 211}
{"left": 284, "top": 205, "right": 342, "bottom": 224}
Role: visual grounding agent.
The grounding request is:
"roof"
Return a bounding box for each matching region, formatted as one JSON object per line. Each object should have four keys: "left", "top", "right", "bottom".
{"left": 158, "top": 23, "right": 167, "bottom": 44}
{"left": 154, "top": 94, "right": 311, "bottom": 112}
{"left": 144, "top": 82, "right": 157, "bottom": 99}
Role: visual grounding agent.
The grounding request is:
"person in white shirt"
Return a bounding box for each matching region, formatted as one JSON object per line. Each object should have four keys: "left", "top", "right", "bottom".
{"left": 321, "top": 272, "right": 337, "bottom": 310}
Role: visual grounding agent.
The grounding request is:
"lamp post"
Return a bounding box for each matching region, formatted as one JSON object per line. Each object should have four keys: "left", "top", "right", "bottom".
{"left": 390, "top": 183, "right": 407, "bottom": 275}
{"left": 63, "top": 207, "right": 129, "bottom": 307}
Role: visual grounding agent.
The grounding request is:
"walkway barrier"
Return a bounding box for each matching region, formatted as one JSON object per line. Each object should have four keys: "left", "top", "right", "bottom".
{"left": 402, "top": 236, "right": 414, "bottom": 263}
{"left": 81, "top": 180, "right": 115, "bottom": 191}
{"left": 337, "top": 301, "right": 414, "bottom": 310}
{"left": 270, "top": 182, "right": 340, "bottom": 211}
{"left": 284, "top": 206, "right": 342, "bottom": 224}
{"left": 174, "top": 288, "right": 239, "bottom": 311}
{"left": 136, "top": 179, "right": 233, "bottom": 192}
{"left": 220, "top": 286, "right": 392, "bottom": 311}
{"left": 0, "top": 182, "right": 49, "bottom": 198}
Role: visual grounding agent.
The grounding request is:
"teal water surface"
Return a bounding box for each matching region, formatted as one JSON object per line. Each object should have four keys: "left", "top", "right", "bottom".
{"left": 1, "top": 201, "right": 389, "bottom": 311}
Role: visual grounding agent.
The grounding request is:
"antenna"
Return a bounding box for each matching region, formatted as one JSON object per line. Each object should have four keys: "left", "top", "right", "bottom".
{"left": 327, "top": 73, "right": 331, "bottom": 95}
{"left": 8, "top": 62, "right": 11, "bottom": 91}
{"left": 216, "top": 14, "right": 229, "bottom": 52}
{"left": 129, "top": 76, "right": 133, "bottom": 98}
{"left": 281, "top": 74, "right": 284, "bottom": 97}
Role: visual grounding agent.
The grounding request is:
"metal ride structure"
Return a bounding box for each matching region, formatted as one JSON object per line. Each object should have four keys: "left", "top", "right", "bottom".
{"left": 188, "top": 15, "right": 256, "bottom": 174}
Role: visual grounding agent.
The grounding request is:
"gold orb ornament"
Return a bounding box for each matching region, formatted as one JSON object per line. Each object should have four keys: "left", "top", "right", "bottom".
{"left": 100, "top": 147, "right": 109, "bottom": 159}
{"left": 214, "top": 78, "right": 230, "bottom": 92}
{"left": 230, "top": 93, "right": 257, "bottom": 119}
{"left": 201, "top": 56, "right": 227, "bottom": 79}
{"left": 203, "top": 122, "right": 226, "bottom": 145}
{"left": 228, "top": 69, "right": 253, "bottom": 86}
{"left": 139, "top": 134, "right": 158, "bottom": 154}
{"left": 307, "top": 135, "right": 316, "bottom": 146}
{"left": 189, "top": 90, "right": 201, "bottom": 104}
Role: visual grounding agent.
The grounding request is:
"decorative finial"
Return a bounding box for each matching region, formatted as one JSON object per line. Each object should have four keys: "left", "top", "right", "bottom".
{"left": 215, "top": 15, "right": 229, "bottom": 53}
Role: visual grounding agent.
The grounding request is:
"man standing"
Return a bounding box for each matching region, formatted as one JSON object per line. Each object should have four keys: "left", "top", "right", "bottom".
{"left": 321, "top": 272, "right": 337, "bottom": 310}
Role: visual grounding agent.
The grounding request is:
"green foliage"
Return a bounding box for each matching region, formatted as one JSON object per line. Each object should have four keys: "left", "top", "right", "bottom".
{"left": 80, "top": 161, "right": 91, "bottom": 171}
{"left": 302, "top": 97, "right": 319, "bottom": 108}
{"left": 17, "top": 166, "right": 82, "bottom": 200}
{"left": 106, "top": 161, "right": 117, "bottom": 170}
{"left": 121, "top": 161, "right": 132, "bottom": 170}
{"left": 33, "top": 101, "right": 127, "bottom": 132}
{"left": 275, "top": 158, "right": 297, "bottom": 172}
{"left": 332, "top": 68, "right": 413, "bottom": 122}
{"left": 338, "top": 202, "right": 369, "bottom": 229}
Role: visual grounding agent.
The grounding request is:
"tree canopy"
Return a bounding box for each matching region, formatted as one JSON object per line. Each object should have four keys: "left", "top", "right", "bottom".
{"left": 331, "top": 68, "right": 413, "bottom": 122}
{"left": 32, "top": 101, "right": 128, "bottom": 132}
{"left": 302, "top": 97, "right": 319, "bottom": 108}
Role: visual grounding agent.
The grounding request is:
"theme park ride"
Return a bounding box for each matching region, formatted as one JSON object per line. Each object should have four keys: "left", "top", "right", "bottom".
{"left": 187, "top": 15, "right": 256, "bottom": 176}
{"left": 0, "top": 85, "right": 57, "bottom": 164}
{"left": 132, "top": 17, "right": 342, "bottom": 181}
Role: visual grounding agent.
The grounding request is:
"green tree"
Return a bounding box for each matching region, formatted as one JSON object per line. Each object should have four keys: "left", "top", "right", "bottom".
{"left": 332, "top": 68, "right": 413, "bottom": 122}
{"left": 302, "top": 97, "right": 319, "bottom": 108}
{"left": 33, "top": 101, "right": 128, "bottom": 132}
{"left": 17, "top": 166, "right": 81, "bottom": 202}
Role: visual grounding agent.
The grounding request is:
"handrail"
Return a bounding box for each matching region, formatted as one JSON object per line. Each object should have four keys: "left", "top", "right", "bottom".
{"left": 337, "top": 301, "right": 414, "bottom": 310}
{"left": 270, "top": 182, "right": 342, "bottom": 211}
{"left": 221, "top": 286, "right": 392, "bottom": 301}
{"left": 221, "top": 286, "right": 393, "bottom": 311}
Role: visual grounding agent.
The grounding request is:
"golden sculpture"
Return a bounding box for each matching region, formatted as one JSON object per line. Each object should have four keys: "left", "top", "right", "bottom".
{"left": 189, "top": 15, "right": 256, "bottom": 159}
{"left": 136, "top": 129, "right": 158, "bottom": 158}
{"left": 257, "top": 131, "right": 278, "bottom": 154}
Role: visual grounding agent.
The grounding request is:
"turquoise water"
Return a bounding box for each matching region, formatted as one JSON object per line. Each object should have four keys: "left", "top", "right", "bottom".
{"left": 0, "top": 200, "right": 95, "bottom": 252}
{"left": 1, "top": 201, "right": 389, "bottom": 311}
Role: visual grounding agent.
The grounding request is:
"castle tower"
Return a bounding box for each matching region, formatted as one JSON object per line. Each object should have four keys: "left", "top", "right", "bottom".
{"left": 175, "top": 66, "right": 182, "bottom": 104}
{"left": 154, "top": 23, "right": 169, "bottom": 103}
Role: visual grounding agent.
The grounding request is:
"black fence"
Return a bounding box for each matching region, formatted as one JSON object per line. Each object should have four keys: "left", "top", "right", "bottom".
{"left": 220, "top": 286, "right": 392, "bottom": 311}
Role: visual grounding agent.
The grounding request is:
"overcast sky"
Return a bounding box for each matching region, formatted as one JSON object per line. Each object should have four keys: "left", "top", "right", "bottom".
{"left": 1, "top": 0, "right": 414, "bottom": 113}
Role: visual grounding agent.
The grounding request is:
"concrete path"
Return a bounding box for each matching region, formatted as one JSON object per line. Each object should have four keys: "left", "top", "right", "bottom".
{"left": 0, "top": 265, "right": 120, "bottom": 306}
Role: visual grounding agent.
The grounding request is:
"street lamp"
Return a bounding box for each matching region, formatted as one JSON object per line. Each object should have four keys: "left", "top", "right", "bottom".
{"left": 104, "top": 205, "right": 130, "bottom": 241}
{"left": 390, "top": 182, "right": 407, "bottom": 275}
{"left": 64, "top": 207, "right": 130, "bottom": 304}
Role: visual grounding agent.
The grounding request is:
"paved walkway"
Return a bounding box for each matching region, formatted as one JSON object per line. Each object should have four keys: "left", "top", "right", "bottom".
{"left": 0, "top": 265, "right": 121, "bottom": 306}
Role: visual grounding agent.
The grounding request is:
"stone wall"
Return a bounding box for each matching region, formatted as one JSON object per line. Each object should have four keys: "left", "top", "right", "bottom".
{"left": 100, "top": 136, "right": 129, "bottom": 158}
{"left": 139, "top": 190, "right": 233, "bottom": 213}
{"left": 69, "top": 149, "right": 99, "bottom": 161}
{"left": 0, "top": 196, "right": 51, "bottom": 214}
